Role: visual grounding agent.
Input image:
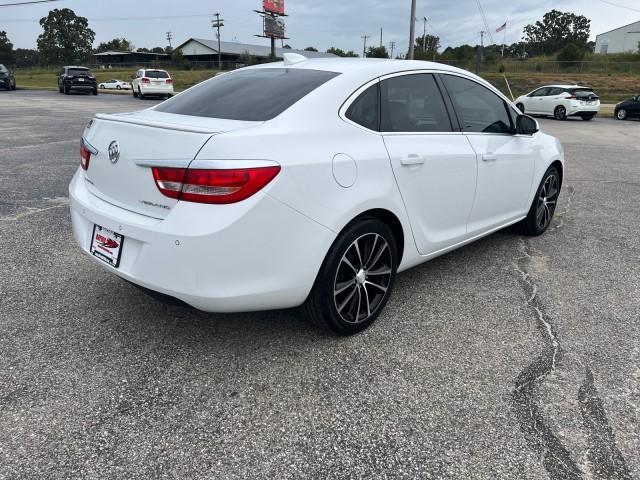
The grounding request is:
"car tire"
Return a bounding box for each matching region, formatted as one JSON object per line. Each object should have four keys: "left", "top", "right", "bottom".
{"left": 302, "top": 218, "right": 398, "bottom": 335}
{"left": 10, "top": 80, "right": 16, "bottom": 90}
{"left": 167, "top": 94, "right": 173, "bottom": 99}
{"left": 581, "top": 115, "right": 594, "bottom": 121}
{"left": 132, "top": 88, "right": 138, "bottom": 98}
{"left": 554, "top": 105, "right": 567, "bottom": 120}
{"left": 518, "top": 166, "right": 561, "bottom": 237}
{"left": 516, "top": 103, "right": 525, "bottom": 113}
{"left": 116, "top": 85, "right": 121, "bottom": 90}
{"left": 93, "top": 89, "right": 98, "bottom": 96}
{"left": 138, "top": 87, "right": 145, "bottom": 99}
{"left": 64, "top": 84, "right": 70, "bottom": 95}
{"left": 616, "top": 108, "right": 627, "bottom": 120}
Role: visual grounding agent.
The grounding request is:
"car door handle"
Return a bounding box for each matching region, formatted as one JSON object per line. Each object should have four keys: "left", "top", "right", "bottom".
{"left": 400, "top": 154, "right": 425, "bottom": 166}
{"left": 482, "top": 154, "right": 497, "bottom": 162}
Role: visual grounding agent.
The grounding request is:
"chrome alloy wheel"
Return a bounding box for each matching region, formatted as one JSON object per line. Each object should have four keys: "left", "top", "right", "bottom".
{"left": 333, "top": 233, "right": 393, "bottom": 324}
{"left": 536, "top": 173, "right": 559, "bottom": 230}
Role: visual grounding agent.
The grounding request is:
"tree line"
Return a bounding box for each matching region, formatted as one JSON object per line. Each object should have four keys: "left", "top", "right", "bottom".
{"left": 1, "top": 8, "right": 638, "bottom": 69}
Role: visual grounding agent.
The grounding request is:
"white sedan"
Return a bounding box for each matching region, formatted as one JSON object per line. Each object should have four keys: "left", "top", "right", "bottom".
{"left": 70, "top": 54, "right": 564, "bottom": 335}
{"left": 98, "top": 79, "right": 131, "bottom": 90}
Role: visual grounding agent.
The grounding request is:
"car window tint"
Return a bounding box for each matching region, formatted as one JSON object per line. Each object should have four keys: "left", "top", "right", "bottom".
{"left": 571, "top": 88, "right": 597, "bottom": 98}
{"left": 442, "top": 75, "right": 513, "bottom": 134}
{"left": 380, "top": 74, "right": 452, "bottom": 133}
{"left": 530, "top": 87, "right": 550, "bottom": 97}
{"left": 156, "top": 68, "right": 340, "bottom": 121}
{"left": 548, "top": 87, "right": 564, "bottom": 95}
{"left": 146, "top": 71, "right": 170, "bottom": 79}
{"left": 69, "top": 68, "right": 90, "bottom": 76}
{"left": 346, "top": 84, "right": 379, "bottom": 131}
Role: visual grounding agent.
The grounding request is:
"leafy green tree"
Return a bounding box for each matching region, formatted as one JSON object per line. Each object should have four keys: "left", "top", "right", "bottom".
{"left": 37, "top": 8, "right": 95, "bottom": 64}
{"left": 136, "top": 47, "right": 150, "bottom": 53}
{"left": 239, "top": 50, "right": 256, "bottom": 66}
{"left": 557, "top": 42, "right": 586, "bottom": 64}
{"left": 414, "top": 34, "right": 440, "bottom": 55}
{"left": 304, "top": 46, "right": 318, "bottom": 52}
{"left": 151, "top": 47, "right": 165, "bottom": 54}
{"left": 95, "top": 38, "right": 132, "bottom": 52}
{"left": 523, "top": 9, "right": 590, "bottom": 55}
{"left": 14, "top": 48, "right": 40, "bottom": 67}
{"left": 171, "top": 48, "right": 185, "bottom": 68}
{"left": 0, "top": 31, "right": 14, "bottom": 65}
{"left": 366, "top": 45, "right": 389, "bottom": 58}
{"left": 326, "top": 47, "right": 358, "bottom": 57}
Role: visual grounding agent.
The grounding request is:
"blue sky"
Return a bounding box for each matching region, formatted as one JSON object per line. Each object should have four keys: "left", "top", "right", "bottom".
{"left": 1, "top": 0, "right": 636, "bottom": 54}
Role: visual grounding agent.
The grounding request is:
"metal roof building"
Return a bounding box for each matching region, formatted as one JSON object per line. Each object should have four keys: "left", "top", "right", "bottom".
{"left": 175, "top": 38, "right": 336, "bottom": 64}
{"left": 595, "top": 20, "right": 640, "bottom": 54}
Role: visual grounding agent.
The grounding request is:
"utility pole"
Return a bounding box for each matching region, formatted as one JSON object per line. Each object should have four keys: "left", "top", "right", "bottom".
{"left": 166, "top": 32, "right": 173, "bottom": 49}
{"left": 422, "top": 17, "right": 427, "bottom": 53}
{"left": 408, "top": 0, "right": 417, "bottom": 59}
{"left": 389, "top": 41, "right": 396, "bottom": 59}
{"left": 212, "top": 13, "right": 224, "bottom": 70}
{"left": 475, "top": 30, "right": 484, "bottom": 75}
{"left": 361, "top": 34, "right": 370, "bottom": 58}
{"left": 380, "top": 28, "right": 383, "bottom": 47}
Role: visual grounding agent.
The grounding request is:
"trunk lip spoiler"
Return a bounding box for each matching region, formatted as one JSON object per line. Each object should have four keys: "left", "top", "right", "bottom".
{"left": 94, "top": 113, "right": 262, "bottom": 135}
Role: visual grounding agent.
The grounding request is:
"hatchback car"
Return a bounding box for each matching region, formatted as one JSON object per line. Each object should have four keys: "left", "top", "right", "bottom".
{"left": 515, "top": 85, "right": 599, "bottom": 120}
{"left": 132, "top": 69, "right": 173, "bottom": 99}
{"left": 0, "top": 64, "right": 16, "bottom": 91}
{"left": 614, "top": 95, "right": 640, "bottom": 120}
{"left": 58, "top": 66, "right": 98, "bottom": 95}
{"left": 70, "top": 55, "right": 564, "bottom": 335}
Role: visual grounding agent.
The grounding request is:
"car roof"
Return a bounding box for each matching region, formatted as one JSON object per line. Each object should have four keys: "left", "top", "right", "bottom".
{"left": 542, "top": 84, "right": 592, "bottom": 89}
{"left": 65, "top": 66, "right": 89, "bottom": 69}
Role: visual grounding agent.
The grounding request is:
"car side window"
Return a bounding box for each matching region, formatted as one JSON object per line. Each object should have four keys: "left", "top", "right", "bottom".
{"left": 379, "top": 73, "right": 452, "bottom": 133}
{"left": 548, "top": 87, "right": 564, "bottom": 96}
{"left": 441, "top": 75, "right": 514, "bottom": 134}
{"left": 345, "top": 83, "right": 379, "bottom": 131}
{"left": 530, "top": 87, "right": 550, "bottom": 97}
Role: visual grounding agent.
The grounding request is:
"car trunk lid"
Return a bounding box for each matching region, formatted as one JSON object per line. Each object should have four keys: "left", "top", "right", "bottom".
{"left": 82, "top": 110, "right": 261, "bottom": 219}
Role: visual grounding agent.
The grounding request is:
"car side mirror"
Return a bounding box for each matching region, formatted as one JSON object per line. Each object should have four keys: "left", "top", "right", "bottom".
{"left": 516, "top": 115, "right": 539, "bottom": 135}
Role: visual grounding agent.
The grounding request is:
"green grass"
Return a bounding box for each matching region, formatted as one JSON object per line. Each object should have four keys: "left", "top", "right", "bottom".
{"left": 15, "top": 68, "right": 220, "bottom": 92}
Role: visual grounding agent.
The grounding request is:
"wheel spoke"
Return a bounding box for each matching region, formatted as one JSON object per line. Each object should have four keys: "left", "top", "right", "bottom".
{"left": 354, "top": 286, "right": 362, "bottom": 321}
{"left": 362, "top": 284, "right": 372, "bottom": 318}
{"left": 368, "top": 242, "right": 389, "bottom": 270}
{"left": 364, "top": 280, "right": 387, "bottom": 293}
{"left": 342, "top": 256, "right": 358, "bottom": 274}
{"left": 334, "top": 280, "right": 354, "bottom": 296}
{"left": 353, "top": 239, "right": 364, "bottom": 269}
{"left": 536, "top": 206, "right": 545, "bottom": 225}
{"left": 337, "top": 286, "right": 357, "bottom": 312}
{"left": 364, "top": 234, "right": 379, "bottom": 269}
{"left": 367, "top": 267, "right": 392, "bottom": 276}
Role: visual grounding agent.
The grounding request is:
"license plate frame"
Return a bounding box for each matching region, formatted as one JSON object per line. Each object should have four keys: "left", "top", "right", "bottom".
{"left": 90, "top": 224, "right": 124, "bottom": 268}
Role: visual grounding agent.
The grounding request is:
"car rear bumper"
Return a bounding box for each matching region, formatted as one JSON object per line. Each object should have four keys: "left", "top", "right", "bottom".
{"left": 139, "top": 85, "right": 174, "bottom": 95}
{"left": 567, "top": 104, "right": 600, "bottom": 116}
{"left": 68, "top": 169, "right": 335, "bottom": 313}
{"left": 68, "top": 83, "right": 96, "bottom": 90}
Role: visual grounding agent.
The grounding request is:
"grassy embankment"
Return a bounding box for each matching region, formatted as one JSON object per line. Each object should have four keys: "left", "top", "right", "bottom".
{"left": 14, "top": 68, "right": 220, "bottom": 92}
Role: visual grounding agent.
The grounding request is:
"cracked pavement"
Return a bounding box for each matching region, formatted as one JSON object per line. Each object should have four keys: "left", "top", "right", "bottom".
{"left": 1, "top": 90, "right": 639, "bottom": 479}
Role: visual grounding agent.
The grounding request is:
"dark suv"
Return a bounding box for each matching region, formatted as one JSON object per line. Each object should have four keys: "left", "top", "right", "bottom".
{"left": 0, "top": 64, "right": 16, "bottom": 91}
{"left": 58, "top": 66, "right": 98, "bottom": 95}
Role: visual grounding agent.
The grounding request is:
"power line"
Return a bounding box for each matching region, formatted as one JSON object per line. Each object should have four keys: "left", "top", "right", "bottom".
{"left": 474, "top": 0, "right": 494, "bottom": 44}
{"left": 597, "top": 0, "right": 640, "bottom": 12}
{"left": 0, "top": 0, "right": 60, "bottom": 6}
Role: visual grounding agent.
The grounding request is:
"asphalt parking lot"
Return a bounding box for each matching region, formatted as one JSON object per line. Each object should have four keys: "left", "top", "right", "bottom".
{"left": 1, "top": 90, "right": 638, "bottom": 479}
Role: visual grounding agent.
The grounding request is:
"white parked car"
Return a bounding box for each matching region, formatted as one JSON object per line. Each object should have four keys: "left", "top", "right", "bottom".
{"left": 132, "top": 68, "right": 174, "bottom": 99}
{"left": 515, "top": 85, "right": 600, "bottom": 121}
{"left": 71, "top": 55, "right": 564, "bottom": 335}
{"left": 98, "top": 79, "right": 131, "bottom": 90}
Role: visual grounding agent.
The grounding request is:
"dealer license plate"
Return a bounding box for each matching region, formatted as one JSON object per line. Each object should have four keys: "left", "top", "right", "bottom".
{"left": 90, "top": 225, "right": 124, "bottom": 268}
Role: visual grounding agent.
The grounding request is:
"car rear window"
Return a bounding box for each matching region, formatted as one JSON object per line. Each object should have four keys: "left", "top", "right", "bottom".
{"left": 146, "top": 70, "right": 170, "bottom": 79}
{"left": 155, "top": 68, "right": 340, "bottom": 121}
{"left": 69, "top": 68, "right": 91, "bottom": 76}
{"left": 571, "top": 88, "right": 597, "bottom": 98}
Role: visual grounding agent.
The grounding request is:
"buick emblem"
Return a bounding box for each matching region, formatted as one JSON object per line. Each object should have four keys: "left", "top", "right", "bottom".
{"left": 108, "top": 140, "right": 120, "bottom": 164}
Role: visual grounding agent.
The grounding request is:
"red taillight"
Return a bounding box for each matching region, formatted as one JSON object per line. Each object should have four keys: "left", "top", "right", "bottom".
{"left": 151, "top": 166, "right": 281, "bottom": 204}
{"left": 165, "top": 78, "right": 172, "bottom": 84}
{"left": 141, "top": 77, "right": 150, "bottom": 84}
{"left": 567, "top": 95, "right": 577, "bottom": 100}
{"left": 80, "top": 144, "right": 91, "bottom": 170}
